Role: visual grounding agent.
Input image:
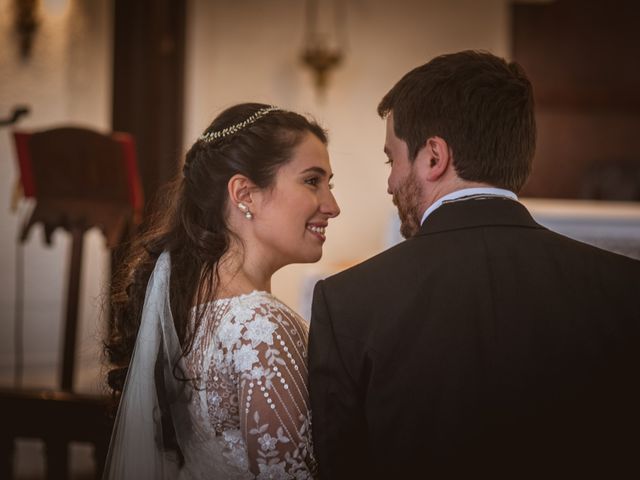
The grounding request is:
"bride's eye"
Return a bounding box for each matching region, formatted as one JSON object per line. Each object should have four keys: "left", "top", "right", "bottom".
{"left": 305, "top": 177, "right": 319, "bottom": 187}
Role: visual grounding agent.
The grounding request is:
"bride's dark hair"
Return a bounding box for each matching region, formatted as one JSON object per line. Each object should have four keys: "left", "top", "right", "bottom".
{"left": 105, "top": 103, "right": 327, "bottom": 397}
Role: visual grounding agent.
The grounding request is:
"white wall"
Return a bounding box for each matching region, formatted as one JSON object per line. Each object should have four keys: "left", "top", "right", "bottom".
{"left": 185, "top": 0, "right": 510, "bottom": 314}
{"left": 0, "top": 0, "right": 510, "bottom": 391}
{"left": 0, "top": 0, "right": 113, "bottom": 392}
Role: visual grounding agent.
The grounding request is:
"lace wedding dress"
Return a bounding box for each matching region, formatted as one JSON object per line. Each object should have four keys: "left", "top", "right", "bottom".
{"left": 103, "top": 253, "right": 317, "bottom": 479}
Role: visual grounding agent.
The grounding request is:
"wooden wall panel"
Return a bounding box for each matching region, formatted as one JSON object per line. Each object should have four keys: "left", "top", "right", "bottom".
{"left": 512, "top": 0, "right": 640, "bottom": 200}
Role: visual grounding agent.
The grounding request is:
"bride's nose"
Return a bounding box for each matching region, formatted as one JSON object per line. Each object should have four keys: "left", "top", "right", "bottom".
{"left": 321, "top": 189, "right": 340, "bottom": 218}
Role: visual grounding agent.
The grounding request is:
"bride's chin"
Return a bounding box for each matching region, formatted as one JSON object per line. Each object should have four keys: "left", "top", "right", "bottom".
{"left": 297, "top": 249, "right": 323, "bottom": 264}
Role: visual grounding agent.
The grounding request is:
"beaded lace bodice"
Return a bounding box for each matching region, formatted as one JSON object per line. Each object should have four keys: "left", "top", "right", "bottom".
{"left": 184, "top": 291, "right": 317, "bottom": 479}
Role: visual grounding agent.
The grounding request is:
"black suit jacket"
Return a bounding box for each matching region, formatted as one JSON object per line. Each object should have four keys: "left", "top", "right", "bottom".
{"left": 309, "top": 198, "right": 640, "bottom": 479}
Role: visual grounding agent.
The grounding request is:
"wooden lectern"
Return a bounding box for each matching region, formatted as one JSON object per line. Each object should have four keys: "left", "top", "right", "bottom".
{"left": 0, "top": 126, "right": 143, "bottom": 479}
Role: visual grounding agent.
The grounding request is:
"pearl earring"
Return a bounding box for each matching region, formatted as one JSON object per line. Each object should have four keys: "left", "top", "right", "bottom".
{"left": 238, "top": 202, "right": 253, "bottom": 219}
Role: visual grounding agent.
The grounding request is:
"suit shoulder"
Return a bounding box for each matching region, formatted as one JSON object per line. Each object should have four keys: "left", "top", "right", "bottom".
{"left": 544, "top": 229, "right": 640, "bottom": 268}
{"left": 322, "top": 239, "right": 416, "bottom": 288}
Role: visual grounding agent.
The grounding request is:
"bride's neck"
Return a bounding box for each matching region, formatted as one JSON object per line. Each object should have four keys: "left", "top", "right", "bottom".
{"left": 214, "top": 243, "right": 272, "bottom": 298}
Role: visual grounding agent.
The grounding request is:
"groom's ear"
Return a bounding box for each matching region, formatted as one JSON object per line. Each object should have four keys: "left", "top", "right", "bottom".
{"left": 422, "top": 136, "right": 451, "bottom": 182}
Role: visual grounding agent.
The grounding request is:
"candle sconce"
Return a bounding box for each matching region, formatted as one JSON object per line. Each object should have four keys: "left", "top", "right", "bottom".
{"left": 13, "top": 0, "right": 41, "bottom": 60}
{"left": 301, "top": 0, "right": 347, "bottom": 100}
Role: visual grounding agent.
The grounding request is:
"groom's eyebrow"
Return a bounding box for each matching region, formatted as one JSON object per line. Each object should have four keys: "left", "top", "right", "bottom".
{"left": 301, "top": 166, "right": 334, "bottom": 179}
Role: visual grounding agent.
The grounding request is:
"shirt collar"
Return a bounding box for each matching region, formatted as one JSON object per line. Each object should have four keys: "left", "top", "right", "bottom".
{"left": 420, "top": 187, "right": 518, "bottom": 225}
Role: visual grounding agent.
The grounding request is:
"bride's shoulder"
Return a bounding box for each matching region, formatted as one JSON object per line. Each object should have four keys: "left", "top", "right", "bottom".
{"left": 193, "top": 291, "right": 305, "bottom": 329}
{"left": 220, "top": 291, "right": 298, "bottom": 319}
{"left": 214, "top": 291, "right": 308, "bottom": 358}
{"left": 220, "top": 291, "right": 306, "bottom": 330}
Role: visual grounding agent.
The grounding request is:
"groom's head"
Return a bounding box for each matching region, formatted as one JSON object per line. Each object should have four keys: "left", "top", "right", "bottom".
{"left": 379, "top": 50, "right": 536, "bottom": 237}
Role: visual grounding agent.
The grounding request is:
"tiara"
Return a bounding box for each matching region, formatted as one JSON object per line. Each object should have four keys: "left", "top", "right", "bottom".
{"left": 199, "top": 106, "right": 280, "bottom": 142}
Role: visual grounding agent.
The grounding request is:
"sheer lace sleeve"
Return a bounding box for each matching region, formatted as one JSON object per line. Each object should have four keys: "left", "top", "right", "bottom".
{"left": 218, "top": 294, "right": 317, "bottom": 479}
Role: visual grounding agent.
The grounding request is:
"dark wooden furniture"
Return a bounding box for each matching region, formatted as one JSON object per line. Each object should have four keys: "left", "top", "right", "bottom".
{"left": 0, "top": 390, "right": 112, "bottom": 479}
{"left": 0, "top": 127, "right": 143, "bottom": 479}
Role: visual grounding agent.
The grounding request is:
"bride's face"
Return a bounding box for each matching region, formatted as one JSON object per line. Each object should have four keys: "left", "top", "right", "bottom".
{"left": 251, "top": 131, "right": 340, "bottom": 268}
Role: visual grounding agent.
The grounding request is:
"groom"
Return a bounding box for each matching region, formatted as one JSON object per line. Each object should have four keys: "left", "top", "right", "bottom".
{"left": 308, "top": 50, "right": 640, "bottom": 479}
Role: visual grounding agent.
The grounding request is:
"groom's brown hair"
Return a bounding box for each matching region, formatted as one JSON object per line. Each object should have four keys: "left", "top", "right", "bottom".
{"left": 378, "top": 50, "right": 536, "bottom": 193}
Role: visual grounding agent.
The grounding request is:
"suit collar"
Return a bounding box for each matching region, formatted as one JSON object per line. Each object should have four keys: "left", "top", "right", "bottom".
{"left": 416, "top": 197, "right": 544, "bottom": 237}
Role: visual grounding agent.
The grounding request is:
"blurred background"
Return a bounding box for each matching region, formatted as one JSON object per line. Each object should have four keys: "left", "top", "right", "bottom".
{"left": 0, "top": 0, "right": 639, "bottom": 477}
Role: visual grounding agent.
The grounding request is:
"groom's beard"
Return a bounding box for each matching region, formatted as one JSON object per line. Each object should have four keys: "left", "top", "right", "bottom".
{"left": 392, "top": 170, "right": 424, "bottom": 239}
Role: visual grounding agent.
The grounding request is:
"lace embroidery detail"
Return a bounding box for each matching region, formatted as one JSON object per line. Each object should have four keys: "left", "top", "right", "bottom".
{"left": 185, "top": 291, "right": 317, "bottom": 478}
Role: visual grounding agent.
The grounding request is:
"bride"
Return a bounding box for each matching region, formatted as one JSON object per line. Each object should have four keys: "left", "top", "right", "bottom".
{"left": 103, "top": 103, "right": 340, "bottom": 479}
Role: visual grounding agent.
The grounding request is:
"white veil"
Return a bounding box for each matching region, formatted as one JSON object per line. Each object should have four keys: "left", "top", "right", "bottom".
{"left": 103, "top": 252, "right": 238, "bottom": 479}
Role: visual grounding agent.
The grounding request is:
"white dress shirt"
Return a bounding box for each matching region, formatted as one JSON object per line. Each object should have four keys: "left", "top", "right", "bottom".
{"left": 420, "top": 187, "right": 518, "bottom": 225}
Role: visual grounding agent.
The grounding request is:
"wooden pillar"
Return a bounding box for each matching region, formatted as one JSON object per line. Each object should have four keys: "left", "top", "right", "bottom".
{"left": 112, "top": 0, "right": 186, "bottom": 205}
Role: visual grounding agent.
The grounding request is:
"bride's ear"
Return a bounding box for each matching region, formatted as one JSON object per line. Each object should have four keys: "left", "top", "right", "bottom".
{"left": 228, "top": 174, "right": 258, "bottom": 210}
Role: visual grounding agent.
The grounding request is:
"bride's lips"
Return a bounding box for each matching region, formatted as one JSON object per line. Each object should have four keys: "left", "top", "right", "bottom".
{"left": 306, "top": 222, "right": 327, "bottom": 242}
